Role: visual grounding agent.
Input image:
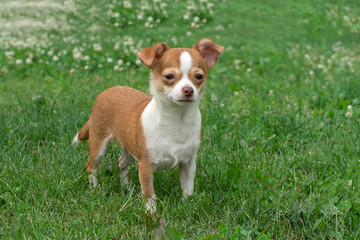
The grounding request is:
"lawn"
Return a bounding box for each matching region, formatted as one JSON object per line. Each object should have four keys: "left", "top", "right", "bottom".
{"left": 1, "top": 0, "right": 360, "bottom": 239}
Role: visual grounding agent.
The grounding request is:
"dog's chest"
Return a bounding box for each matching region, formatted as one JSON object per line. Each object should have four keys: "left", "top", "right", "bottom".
{"left": 147, "top": 126, "right": 200, "bottom": 170}
{"left": 141, "top": 100, "right": 201, "bottom": 170}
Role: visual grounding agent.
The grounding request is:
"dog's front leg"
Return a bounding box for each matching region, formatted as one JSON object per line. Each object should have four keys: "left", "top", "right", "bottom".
{"left": 180, "top": 157, "right": 196, "bottom": 199}
{"left": 138, "top": 159, "right": 156, "bottom": 214}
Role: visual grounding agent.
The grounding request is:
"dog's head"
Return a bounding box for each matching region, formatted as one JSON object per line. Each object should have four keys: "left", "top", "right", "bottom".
{"left": 138, "top": 39, "right": 223, "bottom": 105}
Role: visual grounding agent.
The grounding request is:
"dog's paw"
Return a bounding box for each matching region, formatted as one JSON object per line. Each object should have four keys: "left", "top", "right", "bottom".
{"left": 145, "top": 196, "right": 157, "bottom": 215}
{"left": 89, "top": 172, "right": 100, "bottom": 189}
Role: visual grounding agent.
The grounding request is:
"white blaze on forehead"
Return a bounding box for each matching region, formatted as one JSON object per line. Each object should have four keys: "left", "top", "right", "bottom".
{"left": 180, "top": 51, "right": 192, "bottom": 76}
{"left": 165, "top": 50, "right": 198, "bottom": 102}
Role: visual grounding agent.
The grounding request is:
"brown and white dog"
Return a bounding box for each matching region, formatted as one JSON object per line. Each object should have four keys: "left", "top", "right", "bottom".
{"left": 72, "top": 39, "right": 223, "bottom": 213}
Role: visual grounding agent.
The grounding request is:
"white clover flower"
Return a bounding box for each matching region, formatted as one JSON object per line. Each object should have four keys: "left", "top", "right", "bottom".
{"left": 114, "top": 65, "right": 124, "bottom": 71}
{"left": 15, "top": 59, "right": 23, "bottom": 65}
{"left": 98, "top": 64, "right": 103, "bottom": 68}
{"left": 124, "top": 1, "right": 132, "bottom": 8}
{"left": 5, "top": 51, "right": 15, "bottom": 59}
{"left": 345, "top": 111, "right": 353, "bottom": 118}
{"left": 171, "top": 37, "right": 177, "bottom": 44}
{"left": 125, "top": 36, "right": 134, "bottom": 46}
{"left": 107, "top": 57, "right": 113, "bottom": 63}
{"left": 111, "top": 12, "right": 120, "bottom": 18}
{"left": 93, "top": 43, "right": 102, "bottom": 51}
{"left": 1, "top": 67, "right": 8, "bottom": 75}
{"left": 147, "top": 16, "right": 154, "bottom": 22}
{"left": 187, "top": 3, "right": 197, "bottom": 10}
{"left": 114, "top": 43, "right": 120, "bottom": 50}
{"left": 26, "top": 58, "right": 32, "bottom": 64}
{"left": 73, "top": 51, "right": 82, "bottom": 60}
{"left": 268, "top": 90, "right": 274, "bottom": 97}
{"left": 194, "top": 16, "right": 200, "bottom": 22}
{"left": 141, "top": 3, "right": 151, "bottom": 10}
{"left": 246, "top": 68, "right": 252, "bottom": 72}
{"left": 82, "top": 55, "right": 90, "bottom": 61}
{"left": 137, "top": 12, "right": 144, "bottom": 20}
{"left": 317, "top": 64, "right": 325, "bottom": 69}
{"left": 347, "top": 105, "right": 353, "bottom": 111}
{"left": 84, "top": 65, "right": 89, "bottom": 70}
{"left": 183, "top": 12, "right": 190, "bottom": 20}
{"left": 117, "top": 59, "right": 124, "bottom": 65}
{"left": 214, "top": 25, "right": 224, "bottom": 31}
{"left": 47, "top": 50, "right": 54, "bottom": 56}
{"left": 73, "top": 47, "right": 82, "bottom": 53}
{"left": 52, "top": 56, "right": 59, "bottom": 61}
{"left": 234, "top": 59, "right": 242, "bottom": 65}
{"left": 186, "top": 31, "right": 192, "bottom": 36}
{"left": 135, "top": 59, "right": 141, "bottom": 65}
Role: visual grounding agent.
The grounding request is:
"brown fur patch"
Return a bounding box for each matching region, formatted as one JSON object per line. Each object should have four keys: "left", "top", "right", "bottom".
{"left": 83, "top": 86, "right": 151, "bottom": 174}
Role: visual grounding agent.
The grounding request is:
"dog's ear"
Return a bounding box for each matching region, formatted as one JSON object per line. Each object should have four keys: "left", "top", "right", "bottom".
{"left": 137, "top": 42, "right": 169, "bottom": 68}
{"left": 193, "top": 39, "right": 224, "bottom": 69}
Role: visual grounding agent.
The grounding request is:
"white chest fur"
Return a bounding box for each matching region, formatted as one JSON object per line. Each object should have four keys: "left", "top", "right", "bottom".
{"left": 141, "top": 98, "right": 201, "bottom": 171}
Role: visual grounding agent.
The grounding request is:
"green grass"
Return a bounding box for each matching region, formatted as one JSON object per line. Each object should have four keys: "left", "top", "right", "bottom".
{"left": 1, "top": 0, "right": 360, "bottom": 238}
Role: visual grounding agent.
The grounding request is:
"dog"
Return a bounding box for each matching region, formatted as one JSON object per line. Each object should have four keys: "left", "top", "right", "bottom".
{"left": 72, "top": 39, "right": 223, "bottom": 214}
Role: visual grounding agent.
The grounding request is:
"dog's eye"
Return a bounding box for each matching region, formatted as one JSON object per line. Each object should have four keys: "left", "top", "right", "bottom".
{"left": 164, "top": 74, "right": 175, "bottom": 80}
{"left": 195, "top": 74, "right": 203, "bottom": 80}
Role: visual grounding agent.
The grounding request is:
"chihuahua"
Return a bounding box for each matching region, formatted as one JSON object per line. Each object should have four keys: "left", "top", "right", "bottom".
{"left": 73, "top": 39, "right": 223, "bottom": 213}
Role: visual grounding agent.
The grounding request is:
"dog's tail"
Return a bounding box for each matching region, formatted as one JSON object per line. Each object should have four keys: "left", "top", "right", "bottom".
{"left": 72, "top": 121, "right": 90, "bottom": 145}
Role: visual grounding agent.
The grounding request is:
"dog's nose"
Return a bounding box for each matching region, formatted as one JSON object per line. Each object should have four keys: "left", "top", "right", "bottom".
{"left": 182, "top": 87, "right": 194, "bottom": 97}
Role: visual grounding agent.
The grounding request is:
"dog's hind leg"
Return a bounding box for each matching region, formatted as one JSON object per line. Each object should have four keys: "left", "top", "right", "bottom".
{"left": 86, "top": 135, "right": 111, "bottom": 188}
{"left": 118, "top": 148, "right": 135, "bottom": 189}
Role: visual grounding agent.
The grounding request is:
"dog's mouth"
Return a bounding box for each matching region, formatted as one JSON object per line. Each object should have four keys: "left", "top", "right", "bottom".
{"left": 167, "top": 95, "right": 197, "bottom": 104}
